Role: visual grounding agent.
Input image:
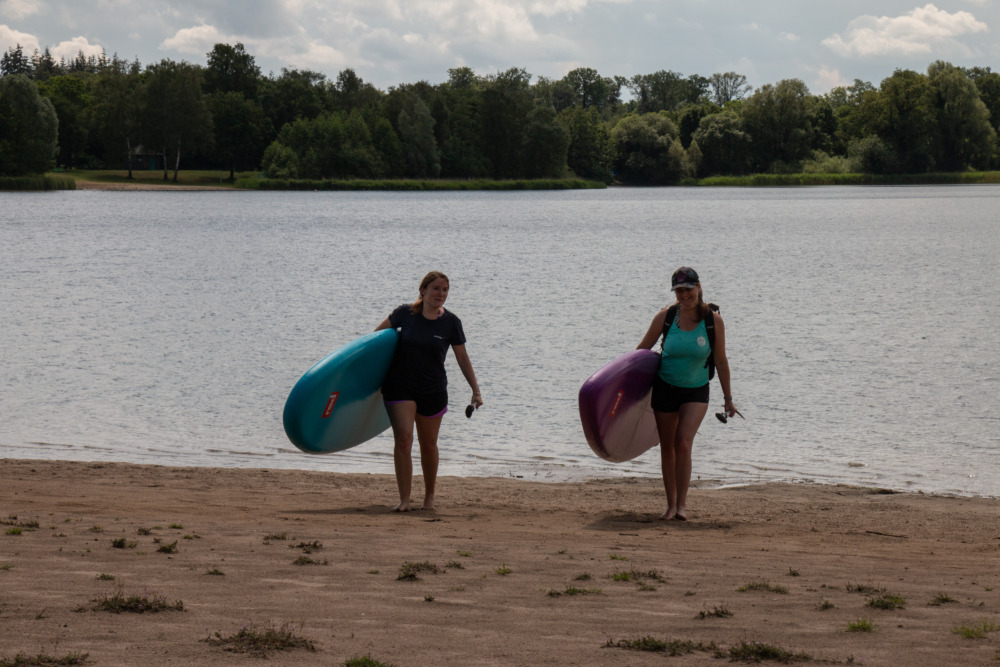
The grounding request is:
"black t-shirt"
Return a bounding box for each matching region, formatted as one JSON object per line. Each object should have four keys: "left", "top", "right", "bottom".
{"left": 383, "top": 304, "right": 466, "bottom": 395}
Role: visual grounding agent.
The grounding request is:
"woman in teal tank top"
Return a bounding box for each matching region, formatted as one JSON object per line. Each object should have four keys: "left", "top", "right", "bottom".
{"left": 636, "top": 267, "right": 739, "bottom": 521}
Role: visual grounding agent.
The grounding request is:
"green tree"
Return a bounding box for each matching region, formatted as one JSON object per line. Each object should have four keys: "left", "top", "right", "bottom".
{"left": 0, "top": 74, "right": 58, "bottom": 175}
{"left": 686, "top": 138, "right": 703, "bottom": 175}
{"left": 825, "top": 79, "right": 876, "bottom": 155}
{"left": 873, "top": 69, "right": 936, "bottom": 173}
{"left": 437, "top": 69, "right": 488, "bottom": 178}
{"left": 397, "top": 96, "right": 440, "bottom": 177}
{"left": 37, "top": 74, "right": 91, "bottom": 169}
{"left": 969, "top": 71, "right": 1000, "bottom": 166}
{"left": 709, "top": 72, "right": 752, "bottom": 106}
{"left": 90, "top": 57, "right": 142, "bottom": 176}
{"left": 536, "top": 76, "right": 574, "bottom": 112}
{"left": 629, "top": 71, "right": 705, "bottom": 113}
{"left": 610, "top": 112, "right": 688, "bottom": 184}
{"left": 965, "top": 69, "right": 1000, "bottom": 131}
{"left": 558, "top": 67, "right": 621, "bottom": 111}
{"left": 30, "top": 48, "right": 59, "bottom": 81}
{"left": 65, "top": 50, "right": 106, "bottom": 75}
{"left": 341, "top": 108, "right": 380, "bottom": 177}
{"left": 204, "top": 43, "right": 261, "bottom": 99}
{"left": 927, "top": 61, "right": 995, "bottom": 171}
{"left": 261, "top": 140, "right": 298, "bottom": 178}
{"left": 740, "top": 78, "right": 814, "bottom": 172}
{"left": 480, "top": 68, "right": 533, "bottom": 178}
{"left": 560, "top": 106, "right": 611, "bottom": 181}
{"left": 259, "top": 68, "right": 330, "bottom": 143}
{"left": 678, "top": 102, "right": 720, "bottom": 149}
{"left": 371, "top": 116, "right": 404, "bottom": 177}
{"left": 333, "top": 68, "right": 383, "bottom": 112}
{"left": 380, "top": 81, "right": 436, "bottom": 143}
{"left": 807, "top": 96, "right": 836, "bottom": 154}
{"left": 274, "top": 113, "right": 347, "bottom": 178}
{"left": 522, "top": 103, "right": 569, "bottom": 178}
{"left": 690, "top": 110, "right": 751, "bottom": 176}
{"left": 1, "top": 44, "right": 31, "bottom": 77}
{"left": 209, "top": 91, "right": 267, "bottom": 179}
{"left": 139, "top": 59, "right": 214, "bottom": 181}
{"left": 849, "top": 135, "right": 896, "bottom": 174}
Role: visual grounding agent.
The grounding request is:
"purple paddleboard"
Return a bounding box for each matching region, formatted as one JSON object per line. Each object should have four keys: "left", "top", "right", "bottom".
{"left": 578, "top": 349, "right": 660, "bottom": 463}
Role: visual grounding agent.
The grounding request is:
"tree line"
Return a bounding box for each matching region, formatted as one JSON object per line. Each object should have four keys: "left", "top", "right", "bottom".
{"left": 2, "top": 41, "right": 999, "bottom": 182}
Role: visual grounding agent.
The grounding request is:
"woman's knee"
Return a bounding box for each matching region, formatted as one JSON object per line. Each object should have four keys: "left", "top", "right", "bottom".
{"left": 393, "top": 433, "right": 414, "bottom": 451}
{"left": 417, "top": 439, "right": 439, "bottom": 456}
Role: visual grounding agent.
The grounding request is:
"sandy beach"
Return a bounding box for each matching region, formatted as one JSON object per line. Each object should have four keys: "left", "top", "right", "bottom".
{"left": 1, "top": 459, "right": 998, "bottom": 665}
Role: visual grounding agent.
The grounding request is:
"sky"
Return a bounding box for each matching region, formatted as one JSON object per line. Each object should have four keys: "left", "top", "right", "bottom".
{"left": 1, "top": 1, "right": 998, "bottom": 95}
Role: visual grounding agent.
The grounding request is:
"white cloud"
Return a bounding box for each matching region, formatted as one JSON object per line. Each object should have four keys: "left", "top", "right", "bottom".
{"left": 823, "top": 3, "right": 988, "bottom": 58}
{"left": 161, "top": 23, "right": 227, "bottom": 56}
{"left": 448, "top": 1, "right": 540, "bottom": 43}
{"left": 811, "top": 66, "right": 848, "bottom": 94}
{"left": 528, "top": 0, "right": 589, "bottom": 18}
{"left": 289, "top": 40, "right": 352, "bottom": 71}
{"left": 160, "top": 21, "right": 353, "bottom": 73}
{"left": 1, "top": 0, "right": 43, "bottom": 20}
{"left": 50, "top": 35, "right": 105, "bottom": 61}
{"left": 0, "top": 23, "right": 39, "bottom": 53}
{"left": 781, "top": 32, "right": 800, "bottom": 42}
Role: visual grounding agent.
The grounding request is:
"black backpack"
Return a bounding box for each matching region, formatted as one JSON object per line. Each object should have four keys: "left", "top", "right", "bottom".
{"left": 660, "top": 303, "right": 720, "bottom": 380}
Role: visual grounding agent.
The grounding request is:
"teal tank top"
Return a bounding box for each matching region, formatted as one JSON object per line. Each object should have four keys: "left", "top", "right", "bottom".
{"left": 658, "top": 317, "right": 710, "bottom": 388}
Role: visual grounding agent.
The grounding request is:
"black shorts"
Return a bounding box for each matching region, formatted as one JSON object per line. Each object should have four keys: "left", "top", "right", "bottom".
{"left": 650, "top": 377, "right": 709, "bottom": 413}
{"left": 382, "top": 386, "right": 449, "bottom": 418}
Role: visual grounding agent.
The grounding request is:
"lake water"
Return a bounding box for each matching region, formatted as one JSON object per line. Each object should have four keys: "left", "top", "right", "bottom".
{"left": 2, "top": 186, "right": 998, "bottom": 498}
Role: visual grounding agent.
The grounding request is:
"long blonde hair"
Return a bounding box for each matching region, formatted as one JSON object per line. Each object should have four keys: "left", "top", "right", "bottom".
{"left": 410, "top": 271, "right": 450, "bottom": 314}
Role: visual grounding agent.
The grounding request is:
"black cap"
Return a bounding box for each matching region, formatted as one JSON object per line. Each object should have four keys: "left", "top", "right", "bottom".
{"left": 671, "top": 266, "right": 700, "bottom": 291}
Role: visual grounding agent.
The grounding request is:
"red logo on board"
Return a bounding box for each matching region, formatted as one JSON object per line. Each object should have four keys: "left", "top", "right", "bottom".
{"left": 322, "top": 392, "right": 340, "bottom": 418}
{"left": 609, "top": 390, "right": 624, "bottom": 417}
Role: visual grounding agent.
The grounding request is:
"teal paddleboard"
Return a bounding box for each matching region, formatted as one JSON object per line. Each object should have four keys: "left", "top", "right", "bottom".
{"left": 283, "top": 329, "right": 398, "bottom": 454}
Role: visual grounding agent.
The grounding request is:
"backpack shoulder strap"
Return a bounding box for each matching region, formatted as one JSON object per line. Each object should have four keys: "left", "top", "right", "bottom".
{"left": 659, "top": 305, "right": 678, "bottom": 350}
{"left": 705, "top": 303, "right": 718, "bottom": 344}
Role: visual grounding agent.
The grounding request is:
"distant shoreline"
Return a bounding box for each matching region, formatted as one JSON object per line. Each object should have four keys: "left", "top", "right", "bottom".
{"left": 68, "top": 176, "right": 607, "bottom": 191}
{"left": 9, "top": 171, "right": 1000, "bottom": 192}
{"left": 74, "top": 179, "right": 231, "bottom": 191}
{"left": 69, "top": 173, "right": 1000, "bottom": 190}
{"left": 76, "top": 181, "right": 234, "bottom": 191}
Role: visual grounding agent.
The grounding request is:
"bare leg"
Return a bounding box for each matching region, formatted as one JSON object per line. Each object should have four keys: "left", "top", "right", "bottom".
{"left": 414, "top": 414, "right": 442, "bottom": 510}
{"left": 672, "top": 402, "right": 709, "bottom": 520}
{"left": 654, "top": 411, "right": 679, "bottom": 520}
{"left": 386, "top": 401, "right": 417, "bottom": 511}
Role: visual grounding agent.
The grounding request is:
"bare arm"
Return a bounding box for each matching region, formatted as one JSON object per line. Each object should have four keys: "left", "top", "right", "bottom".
{"left": 374, "top": 317, "right": 392, "bottom": 331}
{"left": 637, "top": 309, "right": 668, "bottom": 350}
{"left": 712, "top": 314, "right": 740, "bottom": 418}
{"left": 452, "top": 343, "right": 483, "bottom": 408}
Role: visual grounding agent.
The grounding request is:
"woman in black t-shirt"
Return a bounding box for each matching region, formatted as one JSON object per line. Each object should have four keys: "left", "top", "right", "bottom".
{"left": 375, "top": 271, "right": 483, "bottom": 511}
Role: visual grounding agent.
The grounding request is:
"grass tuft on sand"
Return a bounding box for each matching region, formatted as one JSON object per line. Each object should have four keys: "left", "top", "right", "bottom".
{"left": 0, "top": 652, "right": 89, "bottom": 666}
{"left": 80, "top": 586, "right": 183, "bottom": 614}
{"left": 204, "top": 622, "right": 316, "bottom": 657}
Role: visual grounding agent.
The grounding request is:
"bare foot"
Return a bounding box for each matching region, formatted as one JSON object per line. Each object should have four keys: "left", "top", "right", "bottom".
{"left": 675, "top": 506, "right": 687, "bottom": 521}
{"left": 422, "top": 497, "right": 435, "bottom": 511}
{"left": 659, "top": 508, "right": 677, "bottom": 521}
{"left": 391, "top": 501, "right": 412, "bottom": 512}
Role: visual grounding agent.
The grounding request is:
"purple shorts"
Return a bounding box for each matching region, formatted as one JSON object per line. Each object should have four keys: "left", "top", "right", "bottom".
{"left": 383, "top": 388, "right": 448, "bottom": 418}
